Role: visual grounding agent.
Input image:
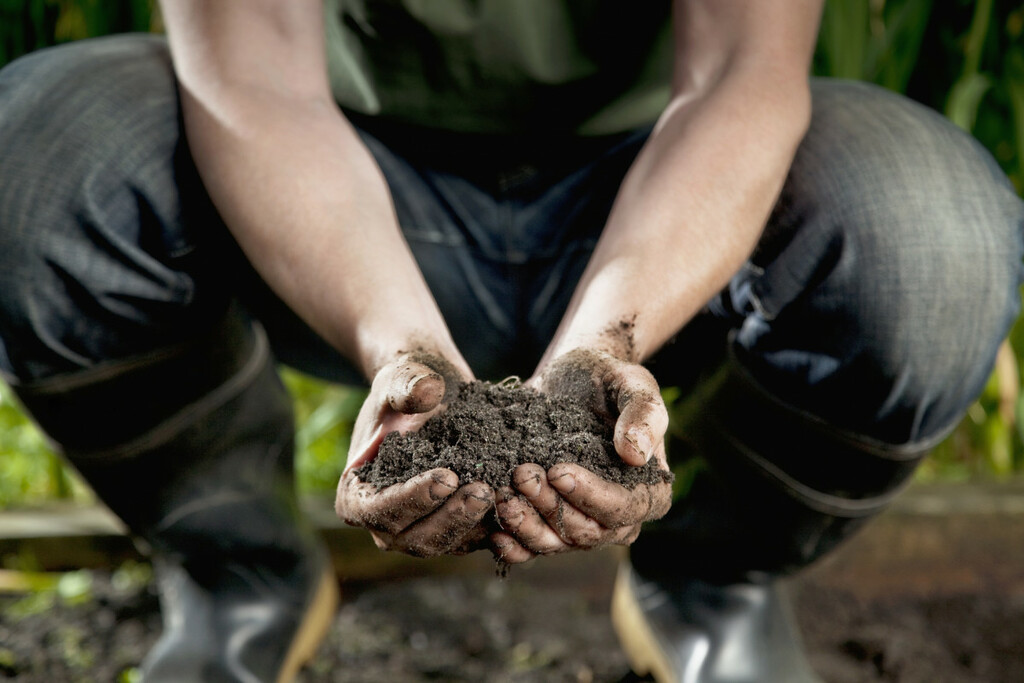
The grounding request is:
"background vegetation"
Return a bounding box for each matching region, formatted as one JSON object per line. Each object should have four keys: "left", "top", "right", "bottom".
{"left": 1, "top": 0, "right": 1023, "bottom": 508}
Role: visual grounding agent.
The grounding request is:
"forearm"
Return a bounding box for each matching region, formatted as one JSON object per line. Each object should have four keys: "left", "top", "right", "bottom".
{"left": 541, "top": 66, "right": 810, "bottom": 366}
{"left": 161, "top": 0, "right": 462, "bottom": 379}
{"left": 181, "top": 91, "right": 457, "bottom": 376}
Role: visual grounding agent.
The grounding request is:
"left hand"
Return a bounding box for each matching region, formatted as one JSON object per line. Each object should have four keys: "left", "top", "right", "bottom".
{"left": 491, "top": 349, "right": 673, "bottom": 564}
{"left": 335, "top": 351, "right": 494, "bottom": 557}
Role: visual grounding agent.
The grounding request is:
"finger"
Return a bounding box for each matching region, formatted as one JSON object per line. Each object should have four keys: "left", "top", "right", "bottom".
{"left": 495, "top": 490, "right": 570, "bottom": 555}
{"left": 389, "top": 482, "right": 495, "bottom": 557}
{"left": 335, "top": 468, "right": 458, "bottom": 534}
{"left": 612, "top": 524, "right": 643, "bottom": 546}
{"left": 491, "top": 531, "right": 535, "bottom": 565}
{"left": 547, "top": 463, "right": 670, "bottom": 528}
{"left": 387, "top": 361, "right": 446, "bottom": 414}
{"left": 447, "top": 523, "right": 493, "bottom": 555}
{"left": 512, "top": 464, "right": 604, "bottom": 547}
{"left": 370, "top": 516, "right": 491, "bottom": 556}
{"left": 609, "top": 367, "right": 669, "bottom": 466}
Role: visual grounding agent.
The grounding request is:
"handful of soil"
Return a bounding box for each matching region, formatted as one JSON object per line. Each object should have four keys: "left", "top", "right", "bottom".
{"left": 355, "top": 380, "right": 673, "bottom": 491}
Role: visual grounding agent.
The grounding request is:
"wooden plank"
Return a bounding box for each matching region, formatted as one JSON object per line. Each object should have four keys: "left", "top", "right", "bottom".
{"left": 2, "top": 483, "right": 1024, "bottom": 591}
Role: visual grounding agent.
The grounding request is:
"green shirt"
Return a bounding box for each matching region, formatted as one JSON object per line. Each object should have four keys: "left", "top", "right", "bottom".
{"left": 324, "top": 0, "right": 673, "bottom": 136}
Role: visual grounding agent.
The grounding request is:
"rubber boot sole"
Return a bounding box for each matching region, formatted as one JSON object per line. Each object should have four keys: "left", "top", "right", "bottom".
{"left": 277, "top": 565, "right": 340, "bottom": 683}
{"left": 611, "top": 563, "right": 676, "bottom": 683}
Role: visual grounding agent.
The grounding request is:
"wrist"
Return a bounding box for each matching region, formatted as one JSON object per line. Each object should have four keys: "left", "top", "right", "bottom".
{"left": 354, "top": 320, "right": 469, "bottom": 382}
{"left": 539, "top": 314, "right": 645, "bottom": 375}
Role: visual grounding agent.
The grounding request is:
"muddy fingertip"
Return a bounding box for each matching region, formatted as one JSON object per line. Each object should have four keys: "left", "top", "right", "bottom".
{"left": 389, "top": 368, "right": 445, "bottom": 413}
{"left": 617, "top": 425, "right": 653, "bottom": 466}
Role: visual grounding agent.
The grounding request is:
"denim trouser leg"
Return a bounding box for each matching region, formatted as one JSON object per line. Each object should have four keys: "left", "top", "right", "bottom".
{"left": 0, "top": 36, "right": 234, "bottom": 383}
{"left": 722, "top": 79, "right": 1024, "bottom": 446}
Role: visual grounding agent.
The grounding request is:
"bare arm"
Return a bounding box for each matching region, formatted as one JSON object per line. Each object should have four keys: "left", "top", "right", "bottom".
{"left": 160, "top": 0, "right": 491, "bottom": 556}
{"left": 540, "top": 0, "right": 821, "bottom": 366}
{"left": 160, "top": 0, "right": 466, "bottom": 379}
{"left": 497, "top": 0, "right": 823, "bottom": 563}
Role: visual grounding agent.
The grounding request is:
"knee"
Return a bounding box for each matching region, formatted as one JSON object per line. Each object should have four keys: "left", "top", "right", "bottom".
{"left": 0, "top": 36, "right": 180, "bottom": 215}
{"left": 0, "top": 37, "right": 209, "bottom": 380}
{"left": 739, "top": 80, "right": 1024, "bottom": 441}
{"left": 0, "top": 34, "right": 176, "bottom": 139}
{"left": 839, "top": 209, "right": 1021, "bottom": 441}
{"left": 806, "top": 81, "right": 1023, "bottom": 383}
{"left": 0, "top": 34, "right": 183, "bottom": 241}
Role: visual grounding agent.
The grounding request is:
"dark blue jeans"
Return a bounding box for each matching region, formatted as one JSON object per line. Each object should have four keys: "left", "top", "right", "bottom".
{"left": 1, "top": 36, "right": 1022, "bottom": 492}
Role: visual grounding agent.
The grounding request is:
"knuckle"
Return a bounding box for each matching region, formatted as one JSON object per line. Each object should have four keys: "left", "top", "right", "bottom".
{"left": 650, "top": 492, "right": 673, "bottom": 520}
{"left": 531, "top": 535, "right": 566, "bottom": 555}
{"left": 499, "top": 545, "right": 534, "bottom": 565}
{"left": 515, "top": 524, "right": 544, "bottom": 545}
{"left": 615, "top": 525, "right": 642, "bottom": 545}
{"left": 572, "top": 525, "right": 604, "bottom": 548}
{"left": 370, "top": 532, "right": 393, "bottom": 550}
{"left": 395, "top": 535, "right": 443, "bottom": 558}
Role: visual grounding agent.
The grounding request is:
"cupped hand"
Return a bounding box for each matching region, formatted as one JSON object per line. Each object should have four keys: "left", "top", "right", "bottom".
{"left": 335, "top": 351, "right": 495, "bottom": 557}
{"left": 492, "top": 349, "right": 673, "bottom": 564}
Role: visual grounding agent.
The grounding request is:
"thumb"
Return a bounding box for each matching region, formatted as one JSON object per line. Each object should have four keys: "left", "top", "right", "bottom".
{"left": 386, "top": 361, "right": 446, "bottom": 415}
{"left": 611, "top": 378, "right": 669, "bottom": 467}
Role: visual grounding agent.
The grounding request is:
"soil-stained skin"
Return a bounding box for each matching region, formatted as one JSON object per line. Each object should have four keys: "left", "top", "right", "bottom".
{"left": 356, "top": 379, "right": 673, "bottom": 491}
{"left": 402, "top": 349, "right": 465, "bottom": 403}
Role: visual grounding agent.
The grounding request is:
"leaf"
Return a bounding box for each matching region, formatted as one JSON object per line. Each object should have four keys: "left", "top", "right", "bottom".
{"left": 983, "top": 412, "right": 1013, "bottom": 475}
{"left": 296, "top": 389, "right": 363, "bottom": 451}
{"left": 817, "top": 0, "right": 871, "bottom": 80}
{"left": 946, "top": 71, "right": 993, "bottom": 131}
{"left": 871, "top": 0, "right": 935, "bottom": 92}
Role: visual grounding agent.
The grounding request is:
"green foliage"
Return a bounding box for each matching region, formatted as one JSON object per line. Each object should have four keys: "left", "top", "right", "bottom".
{"left": 816, "top": 0, "right": 935, "bottom": 92}
{"left": 0, "top": 382, "right": 89, "bottom": 507}
{"left": 282, "top": 369, "right": 366, "bottom": 494}
{"left": 0, "top": 0, "right": 158, "bottom": 66}
{"left": 816, "top": 0, "right": 1024, "bottom": 192}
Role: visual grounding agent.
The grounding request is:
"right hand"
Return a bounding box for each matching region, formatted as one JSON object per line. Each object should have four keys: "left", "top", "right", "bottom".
{"left": 334, "top": 351, "right": 496, "bottom": 557}
{"left": 491, "top": 348, "right": 673, "bottom": 564}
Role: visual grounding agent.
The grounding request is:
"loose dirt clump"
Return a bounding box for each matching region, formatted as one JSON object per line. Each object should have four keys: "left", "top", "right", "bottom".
{"left": 356, "top": 379, "right": 672, "bottom": 491}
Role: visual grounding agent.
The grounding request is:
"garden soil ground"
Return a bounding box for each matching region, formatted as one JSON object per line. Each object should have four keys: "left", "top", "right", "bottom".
{"left": 2, "top": 543, "right": 1024, "bottom": 682}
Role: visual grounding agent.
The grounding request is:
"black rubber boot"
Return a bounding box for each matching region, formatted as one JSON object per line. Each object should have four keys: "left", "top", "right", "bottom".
{"left": 612, "top": 564, "right": 817, "bottom": 683}
{"left": 616, "top": 354, "right": 935, "bottom": 683}
{"left": 11, "top": 309, "right": 337, "bottom": 682}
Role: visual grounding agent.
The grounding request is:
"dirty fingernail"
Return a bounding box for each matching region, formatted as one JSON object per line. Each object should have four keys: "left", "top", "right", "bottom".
{"left": 465, "top": 493, "right": 492, "bottom": 515}
{"left": 429, "top": 479, "right": 457, "bottom": 501}
{"left": 550, "top": 473, "right": 576, "bottom": 494}
{"left": 514, "top": 472, "right": 542, "bottom": 498}
{"left": 496, "top": 502, "right": 523, "bottom": 529}
{"left": 628, "top": 428, "right": 653, "bottom": 462}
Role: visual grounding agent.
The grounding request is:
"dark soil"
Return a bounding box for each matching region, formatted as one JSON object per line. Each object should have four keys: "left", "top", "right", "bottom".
{"left": 2, "top": 554, "right": 1024, "bottom": 682}
{"left": 357, "top": 380, "right": 672, "bottom": 491}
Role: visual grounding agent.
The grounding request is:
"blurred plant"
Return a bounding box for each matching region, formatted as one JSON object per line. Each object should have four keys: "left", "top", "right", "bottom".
{"left": 940, "top": 0, "right": 1024, "bottom": 192}
{"left": 0, "top": 569, "right": 93, "bottom": 619}
{"left": 815, "top": 0, "right": 935, "bottom": 92}
{"left": 816, "top": 0, "right": 1023, "bottom": 191}
{"left": 0, "top": 381, "right": 89, "bottom": 507}
{"left": 282, "top": 368, "right": 366, "bottom": 494}
{"left": 0, "top": 0, "right": 159, "bottom": 66}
